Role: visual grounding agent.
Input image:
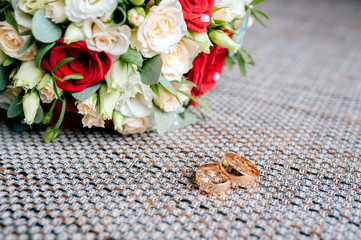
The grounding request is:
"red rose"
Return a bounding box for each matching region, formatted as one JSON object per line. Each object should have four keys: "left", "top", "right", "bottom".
{"left": 41, "top": 38, "right": 112, "bottom": 92}
{"left": 179, "top": 0, "right": 215, "bottom": 33}
{"left": 188, "top": 45, "right": 227, "bottom": 103}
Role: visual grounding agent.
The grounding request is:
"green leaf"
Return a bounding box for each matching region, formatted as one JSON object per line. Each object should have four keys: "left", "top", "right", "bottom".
{"left": 0, "top": 102, "right": 10, "bottom": 110}
{"left": 36, "top": 42, "right": 55, "bottom": 68}
{"left": 225, "top": 54, "right": 235, "bottom": 70}
{"left": 251, "top": 8, "right": 267, "bottom": 27}
{"left": 34, "top": 106, "right": 44, "bottom": 124}
{"left": 176, "top": 89, "right": 199, "bottom": 104}
{"left": 153, "top": 103, "right": 176, "bottom": 134}
{"left": 62, "top": 74, "right": 83, "bottom": 81}
{"left": 13, "top": 119, "right": 29, "bottom": 132}
{"left": 151, "top": 84, "right": 160, "bottom": 97}
{"left": 5, "top": 10, "right": 19, "bottom": 33}
{"left": 3, "top": 58, "right": 15, "bottom": 67}
{"left": 17, "top": 34, "right": 35, "bottom": 55}
{"left": 120, "top": 48, "right": 143, "bottom": 67}
{"left": 240, "top": 49, "right": 252, "bottom": 63}
{"left": 37, "top": 74, "right": 52, "bottom": 90}
{"left": 7, "top": 91, "right": 24, "bottom": 118}
{"left": 0, "top": 66, "right": 7, "bottom": 91}
{"left": 197, "top": 98, "right": 212, "bottom": 113}
{"left": 19, "top": 30, "right": 32, "bottom": 36}
{"left": 178, "top": 79, "right": 197, "bottom": 87}
{"left": 52, "top": 77, "right": 61, "bottom": 100}
{"left": 52, "top": 57, "right": 74, "bottom": 72}
{"left": 32, "top": 9, "right": 62, "bottom": 43}
{"left": 250, "top": 0, "right": 266, "bottom": 6}
{"left": 159, "top": 76, "right": 176, "bottom": 95}
{"left": 255, "top": 9, "right": 270, "bottom": 20}
{"left": 140, "top": 55, "right": 162, "bottom": 85}
{"left": 235, "top": 52, "right": 246, "bottom": 76}
{"left": 232, "top": 8, "right": 251, "bottom": 48}
{"left": 71, "top": 82, "right": 102, "bottom": 101}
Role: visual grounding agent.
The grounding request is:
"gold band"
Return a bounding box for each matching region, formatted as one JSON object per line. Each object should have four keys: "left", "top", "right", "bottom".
{"left": 195, "top": 162, "right": 231, "bottom": 195}
{"left": 220, "top": 153, "right": 259, "bottom": 188}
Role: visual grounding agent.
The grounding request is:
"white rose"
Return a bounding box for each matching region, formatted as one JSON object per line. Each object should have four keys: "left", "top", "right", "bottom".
{"left": 19, "top": 0, "right": 56, "bottom": 15}
{"left": 135, "top": 0, "right": 186, "bottom": 58}
{"left": 153, "top": 83, "right": 192, "bottom": 112}
{"left": 37, "top": 79, "right": 62, "bottom": 103}
{"left": 64, "top": 23, "right": 84, "bottom": 44}
{"left": 83, "top": 19, "right": 131, "bottom": 60}
{"left": 0, "top": 21, "right": 37, "bottom": 61}
{"left": 65, "top": 0, "right": 118, "bottom": 25}
{"left": 44, "top": 1, "right": 67, "bottom": 23}
{"left": 82, "top": 107, "right": 105, "bottom": 129}
{"left": 213, "top": 8, "right": 235, "bottom": 22}
{"left": 161, "top": 38, "right": 199, "bottom": 81}
{"left": 77, "top": 94, "right": 96, "bottom": 115}
{"left": 214, "top": 0, "right": 246, "bottom": 20}
{"left": 115, "top": 71, "right": 153, "bottom": 118}
{"left": 120, "top": 116, "right": 153, "bottom": 135}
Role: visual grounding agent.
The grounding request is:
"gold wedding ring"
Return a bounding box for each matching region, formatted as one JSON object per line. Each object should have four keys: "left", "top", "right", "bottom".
{"left": 195, "top": 162, "right": 231, "bottom": 195}
{"left": 220, "top": 153, "right": 259, "bottom": 188}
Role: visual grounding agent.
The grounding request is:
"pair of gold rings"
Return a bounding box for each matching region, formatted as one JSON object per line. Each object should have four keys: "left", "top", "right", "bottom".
{"left": 195, "top": 153, "right": 259, "bottom": 195}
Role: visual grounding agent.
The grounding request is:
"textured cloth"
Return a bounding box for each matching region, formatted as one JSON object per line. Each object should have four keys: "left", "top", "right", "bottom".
{"left": 1, "top": 0, "right": 361, "bottom": 239}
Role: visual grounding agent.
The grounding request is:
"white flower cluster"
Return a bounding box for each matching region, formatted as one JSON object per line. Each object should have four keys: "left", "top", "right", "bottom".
{"left": 0, "top": 0, "right": 261, "bottom": 141}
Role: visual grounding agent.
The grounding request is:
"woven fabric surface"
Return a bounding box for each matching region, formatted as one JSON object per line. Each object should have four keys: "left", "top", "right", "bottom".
{"left": 1, "top": 0, "right": 361, "bottom": 239}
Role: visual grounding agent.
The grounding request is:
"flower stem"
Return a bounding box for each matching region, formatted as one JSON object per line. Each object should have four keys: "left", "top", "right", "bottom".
{"left": 54, "top": 96, "right": 66, "bottom": 129}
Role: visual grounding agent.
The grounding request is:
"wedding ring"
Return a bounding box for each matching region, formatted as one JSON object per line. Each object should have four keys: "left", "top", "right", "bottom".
{"left": 220, "top": 153, "right": 259, "bottom": 188}
{"left": 195, "top": 163, "right": 231, "bottom": 195}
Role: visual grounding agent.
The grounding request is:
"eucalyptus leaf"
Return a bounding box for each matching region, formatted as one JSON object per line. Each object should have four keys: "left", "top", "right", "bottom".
{"left": 71, "top": 83, "right": 101, "bottom": 101}
{"left": 232, "top": 8, "right": 251, "bottom": 53}
{"left": 159, "top": 76, "right": 176, "bottom": 95}
{"left": 36, "top": 42, "right": 55, "bottom": 68}
{"left": 168, "top": 112, "right": 198, "bottom": 131}
{"left": 7, "top": 92, "right": 24, "bottom": 118}
{"left": 17, "top": 34, "right": 35, "bottom": 55}
{"left": 0, "top": 66, "right": 7, "bottom": 91}
{"left": 121, "top": 47, "right": 143, "bottom": 67}
{"left": 13, "top": 119, "right": 29, "bottom": 132}
{"left": 34, "top": 106, "right": 44, "bottom": 124}
{"left": 153, "top": 103, "right": 176, "bottom": 134}
{"left": 32, "top": 9, "right": 62, "bottom": 43}
{"left": 140, "top": 55, "right": 162, "bottom": 85}
{"left": 5, "top": 10, "right": 19, "bottom": 33}
{"left": 0, "top": 102, "right": 10, "bottom": 110}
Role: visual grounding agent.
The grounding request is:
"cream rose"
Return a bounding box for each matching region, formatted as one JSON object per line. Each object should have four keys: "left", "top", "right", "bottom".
{"left": 161, "top": 38, "right": 199, "bottom": 81}
{"left": 153, "top": 83, "right": 192, "bottom": 112}
{"left": 44, "top": 1, "right": 67, "bottom": 23}
{"left": 77, "top": 94, "right": 97, "bottom": 115}
{"left": 65, "top": 0, "right": 118, "bottom": 25}
{"left": 120, "top": 116, "right": 153, "bottom": 135}
{"left": 135, "top": 0, "right": 187, "bottom": 58}
{"left": 0, "top": 21, "right": 37, "bottom": 61}
{"left": 37, "top": 80, "right": 62, "bottom": 103}
{"left": 0, "top": 86, "right": 23, "bottom": 110}
{"left": 115, "top": 71, "right": 153, "bottom": 118}
{"left": 83, "top": 19, "right": 131, "bottom": 60}
{"left": 82, "top": 107, "right": 105, "bottom": 129}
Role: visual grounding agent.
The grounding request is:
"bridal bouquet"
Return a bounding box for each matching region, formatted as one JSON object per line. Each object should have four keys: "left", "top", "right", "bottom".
{"left": 0, "top": 0, "right": 267, "bottom": 142}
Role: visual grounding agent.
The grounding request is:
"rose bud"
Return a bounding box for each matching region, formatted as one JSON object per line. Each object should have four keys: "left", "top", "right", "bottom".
{"left": 64, "top": 23, "right": 84, "bottom": 44}
{"left": 22, "top": 91, "right": 40, "bottom": 125}
{"left": 129, "top": 0, "right": 145, "bottom": 6}
{"left": 44, "top": 2, "right": 67, "bottom": 23}
{"left": 127, "top": 7, "right": 146, "bottom": 27}
{"left": 104, "top": 59, "right": 130, "bottom": 93}
{"left": 189, "top": 30, "right": 213, "bottom": 54}
{"left": 44, "top": 126, "right": 59, "bottom": 143}
{"left": 112, "top": 110, "right": 124, "bottom": 131}
{"left": 99, "top": 83, "right": 121, "bottom": 120}
{"left": 14, "top": 61, "right": 45, "bottom": 91}
{"left": 209, "top": 30, "right": 240, "bottom": 53}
